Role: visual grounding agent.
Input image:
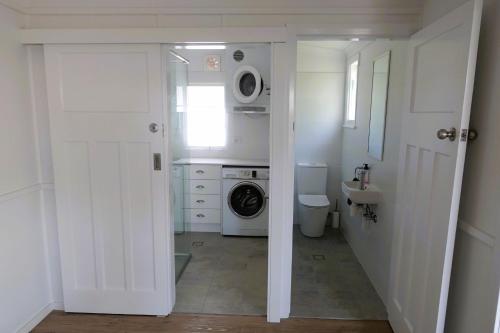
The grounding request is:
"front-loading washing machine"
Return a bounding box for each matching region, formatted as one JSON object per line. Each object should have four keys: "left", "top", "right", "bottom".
{"left": 225, "top": 44, "right": 271, "bottom": 114}
{"left": 222, "top": 166, "right": 269, "bottom": 236}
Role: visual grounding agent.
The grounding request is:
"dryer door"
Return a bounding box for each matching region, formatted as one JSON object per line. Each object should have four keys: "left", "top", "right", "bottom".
{"left": 232, "top": 65, "right": 263, "bottom": 104}
{"left": 228, "top": 181, "right": 266, "bottom": 219}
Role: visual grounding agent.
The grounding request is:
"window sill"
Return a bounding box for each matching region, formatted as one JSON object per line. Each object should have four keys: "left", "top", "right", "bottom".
{"left": 342, "top": 123, "right": 356, "bottom": 129}
{"left": 185, "top": 146, "right": 227, "bottom": 151}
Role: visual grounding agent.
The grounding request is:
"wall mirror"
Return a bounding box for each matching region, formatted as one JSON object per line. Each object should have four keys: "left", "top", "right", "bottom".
{"left": 368, "top": 51, "right": 391, "bottom": 160}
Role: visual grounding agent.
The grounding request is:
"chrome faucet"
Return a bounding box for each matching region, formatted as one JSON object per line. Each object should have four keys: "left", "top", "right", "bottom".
{"left": 354, "top": 164, "right": 370, "bottom": 190}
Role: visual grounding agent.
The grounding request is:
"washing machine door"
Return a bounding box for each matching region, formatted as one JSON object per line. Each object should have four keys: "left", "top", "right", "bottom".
{"left": 232, "top": 65, "right": 263, "bottom": 104}
{"left": 228, "top": 181, "right": 266, "bottom": 219}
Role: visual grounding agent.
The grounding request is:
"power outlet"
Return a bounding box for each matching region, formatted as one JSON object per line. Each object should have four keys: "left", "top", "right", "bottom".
{"left": 233, "top": 136, "right": 243, "bottom": 144}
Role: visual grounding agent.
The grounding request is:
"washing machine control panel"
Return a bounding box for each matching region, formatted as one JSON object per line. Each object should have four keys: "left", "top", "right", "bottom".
{"left": 222, "top": 167, "right": 269, "bottom": 180}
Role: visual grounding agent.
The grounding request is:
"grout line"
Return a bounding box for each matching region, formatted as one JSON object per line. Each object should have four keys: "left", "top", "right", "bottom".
{"left": 201, "top": 246, "right": 221, "bottom": 312}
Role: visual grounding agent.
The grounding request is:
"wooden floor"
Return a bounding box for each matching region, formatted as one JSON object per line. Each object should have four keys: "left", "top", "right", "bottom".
{"left": 32, "top": 311, "right": 393, "bottom": 333}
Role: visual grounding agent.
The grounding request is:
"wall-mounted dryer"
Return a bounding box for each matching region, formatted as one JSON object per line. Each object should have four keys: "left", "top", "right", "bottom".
{"left": 225, "top": 44, "right": 271, "bottom": 114}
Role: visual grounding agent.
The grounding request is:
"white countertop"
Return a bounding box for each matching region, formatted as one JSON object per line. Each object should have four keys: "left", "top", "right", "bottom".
{"left": 173, "top": 158, "right": 269, "bottom": 167}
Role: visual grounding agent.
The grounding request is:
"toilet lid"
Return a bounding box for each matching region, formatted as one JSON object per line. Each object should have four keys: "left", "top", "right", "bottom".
{"left": 299, "top": 194, "right": 330, "bottom": 208}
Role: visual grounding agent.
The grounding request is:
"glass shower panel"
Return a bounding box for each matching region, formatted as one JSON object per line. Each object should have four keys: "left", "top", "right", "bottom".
{"left": 168, "top": 47, "right": 192, "bottom": 283}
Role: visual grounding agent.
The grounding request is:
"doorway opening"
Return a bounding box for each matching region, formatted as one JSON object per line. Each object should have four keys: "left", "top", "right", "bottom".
{"left": 291, "top": 39, "right": 406, "bottom": 319}
{"left": 166, "top": 43, "right": 271, "bottom": 315}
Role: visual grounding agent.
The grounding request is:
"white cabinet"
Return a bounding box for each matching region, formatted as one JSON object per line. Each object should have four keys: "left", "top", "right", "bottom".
{"left": 184, "top": 209, "right": 221, "bottom": 224}
{"left": 183, "top": 179, "right": 221, "bottom": 195}
{"left": 183, "top": 194, "right": 221, "bottom": 209}
{"left": 185, "top": 164, "right": 221, "bottom": 180}
{"left": 182, "top": 164, "right": 222, "bottom": 232}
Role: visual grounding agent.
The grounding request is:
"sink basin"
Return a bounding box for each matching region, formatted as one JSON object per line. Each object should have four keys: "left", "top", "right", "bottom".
{"left": 341, "top": 181, "right": 381, "bottom": 204}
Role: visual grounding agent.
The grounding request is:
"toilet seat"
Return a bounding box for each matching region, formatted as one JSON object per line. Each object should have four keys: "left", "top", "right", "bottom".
{"left": 298, "top": 194, "right": 330, "bottom": 208}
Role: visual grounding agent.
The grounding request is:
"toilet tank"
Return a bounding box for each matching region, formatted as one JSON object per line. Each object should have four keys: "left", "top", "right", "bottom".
{"left": 296, "top": 162, "right": 327, "bottom": 195}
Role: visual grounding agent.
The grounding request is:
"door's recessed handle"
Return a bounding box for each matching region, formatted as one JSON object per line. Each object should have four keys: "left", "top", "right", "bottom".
{"left": 149, "top": 123, "right": 159, "bottom": 133}
{"left": 196, "top": 185, "right": 205, "bottom": 189}
{"left": 196, "top": 200, "right": 205, "bottom": 204}
{"left": 196, "top": 170, "right": 205, "bottom": 174}
{"left": 153, "top": 153, "right": 161, "bottom": 170}
{"left": 196, "top": 214, "right": 205, "bottom": 218}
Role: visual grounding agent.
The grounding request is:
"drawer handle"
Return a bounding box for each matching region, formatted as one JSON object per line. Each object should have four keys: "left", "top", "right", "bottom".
{"left": 195, "top": 170, "right": 205, "bottom": 174}
{"left": 196, "top": 214, "right": 205, "bottom": 218}
{"left": 196, "top": 185, "right": 205, "bottom": 189}
{"left": 196, "top": 199, "right": 205, "bottom": 204}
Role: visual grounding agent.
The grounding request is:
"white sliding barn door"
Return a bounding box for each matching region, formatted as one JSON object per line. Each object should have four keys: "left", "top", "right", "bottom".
{"left": 45, "top": 44, "right": 170, "bottom": 315}
{"left": 388, "top": 1, "right": 482, "bottom": 332}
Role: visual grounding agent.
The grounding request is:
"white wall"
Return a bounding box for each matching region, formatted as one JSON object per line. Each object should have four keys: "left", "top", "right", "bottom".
{"left": 0, "top": 4, "right": 60, "bottom": 333}
{"left": 294, "top": 42, "right": 345, "bottom": 221}
{"left": 172, "top": 47, "right": 270, "bottom": 161}
{"left": 339, "top": 41, "right": 408, "bottom": 305}
{"left": 421, "top": 0, "right": 500, "bottom": 332}
{"left": 27, "top": 45, "right": 64, "bottom": 311}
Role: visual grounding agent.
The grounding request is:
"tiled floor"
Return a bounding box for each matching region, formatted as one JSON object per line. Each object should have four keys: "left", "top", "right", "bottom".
{"left": 173, "top": 232, "right": 268, "bottom": 315}
{"left": 173, "top": 228, "right": 386, "bottom": 320}
{"left": 291, "top": 226, "right": 387, "bottom": 319}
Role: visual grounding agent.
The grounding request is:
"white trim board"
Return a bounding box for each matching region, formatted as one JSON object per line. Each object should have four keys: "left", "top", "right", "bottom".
{"left": 286, "top": 23, "right": 417, "bottom": 39}
{"left": 267, "top": 42, "right": 294, "bottom": 322}
{"left": 0, "top": 0, "right": 422, "bottom": 15}
{"left": 18, "top": 27, "right": 288, "bottom": 44}
{"left": 15, "top": 302, "right": 55, "bottom": 333}
{"left": 0, "top": 183, "right": 43, "bottom": 203}
{"left": 458, "top": 219, "right": 495, "bottom": 248}
{"left": 17, "top": 22, "right": 420, "bottom": 46}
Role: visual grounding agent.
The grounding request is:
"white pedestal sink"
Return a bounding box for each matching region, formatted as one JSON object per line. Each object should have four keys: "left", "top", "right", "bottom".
{"left": 341, "top": 181, "right": 381, "bottom": 204}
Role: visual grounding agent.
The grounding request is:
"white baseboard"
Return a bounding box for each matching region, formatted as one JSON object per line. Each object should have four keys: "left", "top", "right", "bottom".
{"left": 52, "top": 301, "right": 64, "bottom": 310}
{"left": 16, "top": 302, "right": 57, "bottom": 333}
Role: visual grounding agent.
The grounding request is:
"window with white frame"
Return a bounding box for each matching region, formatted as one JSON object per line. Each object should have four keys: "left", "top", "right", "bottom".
{"left": 344, "top": 55, "right": 359, "bottom": 128}
{"left": 186, "top": 85, "right": 226, "bottom": 148}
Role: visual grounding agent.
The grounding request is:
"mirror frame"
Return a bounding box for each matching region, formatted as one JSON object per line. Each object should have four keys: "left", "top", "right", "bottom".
{"left": 367, "top": 50, "right": 391, "bottom": 161}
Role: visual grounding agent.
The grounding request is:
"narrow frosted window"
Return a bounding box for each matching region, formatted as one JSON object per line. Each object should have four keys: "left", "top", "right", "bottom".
{"left": 344, "top": 56, "right": 359, "bottom": 128}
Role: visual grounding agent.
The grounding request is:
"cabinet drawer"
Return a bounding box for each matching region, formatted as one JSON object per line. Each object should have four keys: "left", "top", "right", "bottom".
{"left": 184, "top": 209, "right": 221, "bottom": 224}
{"left": 185, "top": 164, "right": 221, "bottom": 180}
{"left": 184, "top": 194, "right": 221, "bottom": 209}
{"left": 184, "top": 180, "right": 221, "bottom": 195}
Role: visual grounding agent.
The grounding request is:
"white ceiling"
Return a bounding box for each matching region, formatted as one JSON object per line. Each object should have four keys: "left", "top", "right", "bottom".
{"left": 1, "top": 0, "right": 423, "bottom": 15}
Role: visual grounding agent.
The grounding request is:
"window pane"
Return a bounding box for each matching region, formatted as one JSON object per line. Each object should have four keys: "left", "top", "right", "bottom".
{"left": 186, "top": 86, "right": 226, "bottom": 147}
{"left": 346, "top": 60, "right": 358, "bottom": 122}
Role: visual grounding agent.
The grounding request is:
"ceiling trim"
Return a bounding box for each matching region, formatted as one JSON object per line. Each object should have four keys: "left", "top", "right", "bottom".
{"left": 3, "top": 2, "right": 422, "bottom": 16}
{"left": 18, "top": 27, "right": 289, "bottom": 44}
{"left": 18, "top": 21, "right": 416, "bottom": 45}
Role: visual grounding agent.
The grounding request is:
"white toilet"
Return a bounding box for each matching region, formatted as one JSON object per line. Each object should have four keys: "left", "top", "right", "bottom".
{"left": 297, "top": 162, "right": 330, "bottom": 237}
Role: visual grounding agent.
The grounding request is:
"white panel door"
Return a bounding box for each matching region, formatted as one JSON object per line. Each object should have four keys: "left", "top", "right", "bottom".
{"left": 388, "top": 1, "right": 482, "bottom": 332}
{"left": 45, "top": 44, "right": 170, "bottom": 315}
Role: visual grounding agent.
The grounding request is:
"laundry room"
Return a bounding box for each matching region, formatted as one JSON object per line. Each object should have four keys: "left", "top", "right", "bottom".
{"left": 167, "top": 43, "right": 271, "bottom": 315}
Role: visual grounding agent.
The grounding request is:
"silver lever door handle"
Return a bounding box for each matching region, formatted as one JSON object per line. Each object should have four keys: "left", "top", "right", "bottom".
{"left": 437, "top": 127, "right": 456, "bottom": 141}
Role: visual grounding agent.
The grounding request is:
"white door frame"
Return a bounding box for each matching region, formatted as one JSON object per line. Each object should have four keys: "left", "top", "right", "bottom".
{"left": 21, "top": 24, "right": 416, "bottom": 323}
{"left": 279, "top": 25, "right": 417, "bottom": 319}
{"left": 23, "top": 27, "right": 291, "bottom": 323}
